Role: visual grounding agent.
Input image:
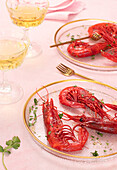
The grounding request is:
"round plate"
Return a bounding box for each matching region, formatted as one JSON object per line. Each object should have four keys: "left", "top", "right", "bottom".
{"left": 23, "top": 79, "right": 117, "bottom": 162}
{"left": 54, "top": 18, "right": 117, "bottom": 71}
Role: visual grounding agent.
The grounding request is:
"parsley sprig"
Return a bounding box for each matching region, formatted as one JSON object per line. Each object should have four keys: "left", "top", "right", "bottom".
{"left": 0, "top": 136, "right": 21, "bottom": 170}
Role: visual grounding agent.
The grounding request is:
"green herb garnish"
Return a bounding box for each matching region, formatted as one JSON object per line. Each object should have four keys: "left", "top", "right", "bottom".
{"left": 0, "top": 136, "right": 21, "bottom": 170}
{"left": 91, "top": 150, "right": 99, "bottom": 157}
{"left": 29, "top": 107, "right": 31, "bottom": 113}
{"left": 66, "top": 33, "right": 70, "bottom": 37}
{"left": 97, "top": 131, "right": 103, "bottom": 137}
{"left": 71, "top": 38, "right": 75, "bottom": 41}
{"left": 107, "top": 44, "right": 112, "bottom": 47}
{"left": 91, "top": 135, "right": 95, "bottom": 138}
{"left": 34, "top": 98, "right": 38, "bottom": 105}
{"left": 58, "top": 113, "right": 63, "bottom": 119}
{"left": 50, "top": 124, "right": 53, "bottom": 127}
{"left": 100, "top": 99, "right": 104, "bottom": 104}
{"left": 106, "top": 142, "right": 109, "bottom": 146}
{"left": 48, "top": 131, "right": 51, "bottom": 135}
{"left": 91, "top": 55, "right": 95, "bottom": 60}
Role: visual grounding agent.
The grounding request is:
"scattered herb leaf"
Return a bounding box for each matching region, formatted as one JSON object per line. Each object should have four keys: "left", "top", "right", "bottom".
{"left": 58, "top": 113, "right": 63, "bottom": 119}
{"left": 100, "top": 99, "right": 104, "bottom": 104}
{"left": 97, "top": 131, "right": 103, "bottom": 137}
{"left": 50, "top": 124, "right": 53, "bottom": 127}
{"left": 48, "top": 131, "right": 51, "bottom": 135}
{"left": 91, "top": 135, "right": 95, "bottom": 138}
{"left": 66, "top": 33, "right": 70, "bottom": 37}
{"left": 71, "top": 38, "right": 75, "bottom": 41}
{"left": 0, "top": 136, "right": 21, "bottom": 170}
{"left": 91, "top": 150, "right": 99, "bottom": 157}
{"left": 34, "top": 98, "right": 38, "bottom": 105}
{"left": 91, "top": 55, "right": 95, "bottom": 60}
{"left": 106, "top": 142, "right": 109, "bottom": 146}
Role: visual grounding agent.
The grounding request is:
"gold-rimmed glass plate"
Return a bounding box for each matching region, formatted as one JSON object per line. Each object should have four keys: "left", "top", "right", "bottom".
{"left": 54, "top": 18, "right": 117, "bottom": 71}
{"left": 23, "top": 79, "right": 117, "bottom": 162}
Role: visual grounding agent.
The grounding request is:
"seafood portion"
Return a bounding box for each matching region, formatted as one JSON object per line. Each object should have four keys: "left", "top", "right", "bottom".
{"left": 42, "top": 97, "right": 89, "bottom": 152}
{"left": 59, "top": 86, "right": 112, "bottom": 120}
{"left": 59, "top": 86, "right": 117, "bottom": 134}
{"left": 88, "top": 22, "right": 117, "bottom": 47}
{"left": 67, "top": 22, "right": 117, "bottom": 62}
{"left": 101, "top": 47, "right": 117, "bottom": 62}
{"left": 62, "top": 113, "right": 117, "bottom": 134}
{"left": 67, "top": 41, "right": 109, "bottom": 58}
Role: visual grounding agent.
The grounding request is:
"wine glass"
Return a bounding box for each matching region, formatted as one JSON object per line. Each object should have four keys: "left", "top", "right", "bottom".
{"left": 0, "top": 28, "right": 29, "bottom": 104}
{"left": 6, "top": 0, "right": 49, "bottom": 58}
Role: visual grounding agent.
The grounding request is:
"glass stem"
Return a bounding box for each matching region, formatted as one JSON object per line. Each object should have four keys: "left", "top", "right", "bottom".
{"left": 23, "top": 28, "right": 31, "bottom": 49}
{"left": 0, "top": 71, "right": 11, "bottom": 93}
{"left": 23, "top": 28, "right": 29, "bottom": 41}
{"left": 2, "top": 71, "right": 6, "bottom": 89}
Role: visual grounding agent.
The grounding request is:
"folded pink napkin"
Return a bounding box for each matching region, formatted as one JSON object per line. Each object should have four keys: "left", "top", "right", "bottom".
{"left": 46, "top": 0, "right": 85, "bottom": 21}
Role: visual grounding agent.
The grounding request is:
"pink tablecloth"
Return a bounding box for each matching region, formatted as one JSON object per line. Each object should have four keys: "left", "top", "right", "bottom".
{"left": 0, "top": 0, "right": 117, "bottom": 169}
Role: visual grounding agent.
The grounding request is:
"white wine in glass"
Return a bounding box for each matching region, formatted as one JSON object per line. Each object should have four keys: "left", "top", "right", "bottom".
{"left": 0, "top": 28, "right": 29, "bottom": 104}
{"left": 6, "top": 0, "right": 49, "bottom": 58}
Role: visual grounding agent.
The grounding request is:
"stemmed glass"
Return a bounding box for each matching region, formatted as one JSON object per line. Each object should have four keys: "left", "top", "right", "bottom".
{"left": 0, "top": 28, "right": 29, "bottom": 104}
{"left": 6, "top": 0, "right": 49, "bottom": 58}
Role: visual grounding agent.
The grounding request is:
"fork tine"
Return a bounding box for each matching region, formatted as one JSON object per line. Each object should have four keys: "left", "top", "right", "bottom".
{"left": 60, "top": 63, "right": 69, "bottom": 69}
{"left": 56, "top": 65, "right": 66, "bottom": 74}
{"left": 60, "top": 63, "right": 73, "bottom": 72}
{"left": 56, "top": 64, "right": 67, "bottom": 73}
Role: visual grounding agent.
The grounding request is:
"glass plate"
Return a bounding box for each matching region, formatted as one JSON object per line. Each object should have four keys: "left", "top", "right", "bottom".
{"left": 23, "top": 79, "right": 117, "bottom": 162}
{"left": 54, "top": 18, "right": 117, "bottom": 71}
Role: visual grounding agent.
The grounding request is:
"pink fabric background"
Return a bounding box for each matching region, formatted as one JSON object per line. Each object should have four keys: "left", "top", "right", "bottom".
{"left": 0, "top": 0, "right": 117, "bottom": 169}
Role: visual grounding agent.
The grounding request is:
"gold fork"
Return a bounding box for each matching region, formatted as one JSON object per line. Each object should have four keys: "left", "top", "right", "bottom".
{"left": 56, "top": 63, "right": 95, "bottom": 81}
{"left": 56, "top": 63, "right": 117, "bottom": 91}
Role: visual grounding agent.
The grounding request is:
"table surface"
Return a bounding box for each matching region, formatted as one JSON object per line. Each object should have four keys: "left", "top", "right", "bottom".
{"left": 0, "top": 0, "right": 117, "bottom": 169}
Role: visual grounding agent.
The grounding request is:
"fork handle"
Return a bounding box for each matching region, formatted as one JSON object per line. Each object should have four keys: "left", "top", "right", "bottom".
{"left": 74, "top": 72, "right": 117, "bottom": 91}
{"left": 50, "top": 36, "right": 89, "bottom": 48}
{"left": 74, "top": 72, "right": 95, "bottom": 81}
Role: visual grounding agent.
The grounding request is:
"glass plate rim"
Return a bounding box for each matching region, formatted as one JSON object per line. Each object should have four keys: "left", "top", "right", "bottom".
{"left": 23, "top": 79, "right": 117, "bottom": 160}
{"left": 54, "top": 18, "right": 117, "bottom": 70}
